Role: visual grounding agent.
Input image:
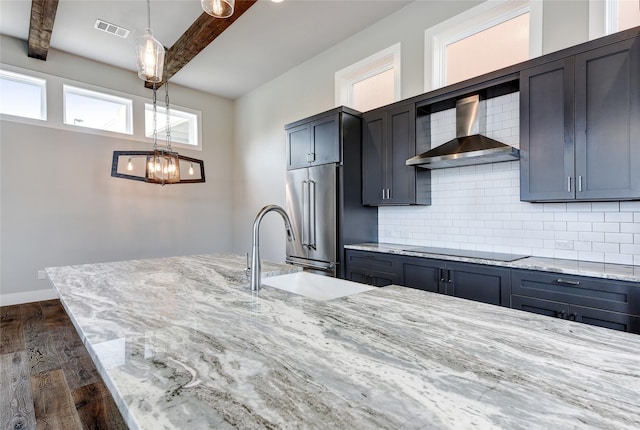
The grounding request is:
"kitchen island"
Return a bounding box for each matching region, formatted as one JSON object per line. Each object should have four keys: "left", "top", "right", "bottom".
{"left": 47, "top": 253, "right": 640, "bottom": 429}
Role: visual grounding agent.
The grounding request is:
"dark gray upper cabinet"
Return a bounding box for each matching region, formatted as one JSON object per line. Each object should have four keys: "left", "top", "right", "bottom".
{"left": 286, "top": 111, "right": 340, "bottom": 170}
{"left": 574, "top": 39, "right": 640, "bottom": 200}
{"left": 520, "top": 58, "right": 575, "bottom": 201}
{"left": 362, "top": 103, "right": 431, "bottom": 206}
{"left": 520, "top": 36, "right": 640, "bottom": 202}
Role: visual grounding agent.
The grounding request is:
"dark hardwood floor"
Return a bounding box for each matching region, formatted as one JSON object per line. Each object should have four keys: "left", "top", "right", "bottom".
{"left": 1, "top": 300, "right": 128, "bottom": 429}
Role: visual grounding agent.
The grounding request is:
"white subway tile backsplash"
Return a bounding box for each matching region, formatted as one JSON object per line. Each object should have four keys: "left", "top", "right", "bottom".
{"left": 605, "top": 212, "right": 634, "bottom": 223}
{"left": 604, "top": 232, "right": 634, "bottom": 244}
{"left": 379, "top": 93, "right": 640, "bottom": 265}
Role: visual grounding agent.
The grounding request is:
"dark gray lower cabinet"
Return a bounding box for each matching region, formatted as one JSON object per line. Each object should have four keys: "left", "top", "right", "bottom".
{"left": 511, "top": 270, "right": 640, "bottom": 334}
{"left": 345, "top": 249, "right": 640, "bottom": 334}
{"left": 344, "top": 250, "right": 401, "bottom": 287}
{"left": 402, "top": 257, "right": 511, "bottom": 306}
{"left": 345, "top": 250, "right": 511, "bottom": 306}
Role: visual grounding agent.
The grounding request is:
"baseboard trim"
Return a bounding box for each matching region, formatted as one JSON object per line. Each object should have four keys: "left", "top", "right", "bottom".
{"left": 1, "top": 288, "right": 59, "bottom": 306}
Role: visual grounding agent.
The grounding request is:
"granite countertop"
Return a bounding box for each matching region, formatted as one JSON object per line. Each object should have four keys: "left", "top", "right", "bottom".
{"left": 47, "top": 253, "right": 640, "bottom": 429}
{"left": 346, "top": 243, "right": 640, "bottom": 283}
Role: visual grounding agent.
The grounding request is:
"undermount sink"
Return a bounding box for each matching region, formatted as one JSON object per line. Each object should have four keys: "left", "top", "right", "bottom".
{"left": 262, "top": 271, "right": 376, "bottom": 301}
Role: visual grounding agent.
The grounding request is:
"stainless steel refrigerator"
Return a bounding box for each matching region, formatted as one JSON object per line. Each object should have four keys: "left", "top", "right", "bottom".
{"left": 284, "top": 107, "right": 377, "bottom": 278}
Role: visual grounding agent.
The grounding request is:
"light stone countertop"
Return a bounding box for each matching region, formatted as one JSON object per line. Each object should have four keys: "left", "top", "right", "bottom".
{"left": 345, "top": 243, "right": 640, "bottom": 283}
{"left": 47, "top": 253, "right": 640, "bottom": 430}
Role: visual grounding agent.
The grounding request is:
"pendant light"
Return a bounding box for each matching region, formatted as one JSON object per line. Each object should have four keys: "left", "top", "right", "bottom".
{"left": 135, "top": 0, "right": 164, "bottom": 83}
{"left": 111, "top": 71, "right": 206, "bottom": 185}
{"left": 201, "top": 0, "right": 235, "bottom": 18}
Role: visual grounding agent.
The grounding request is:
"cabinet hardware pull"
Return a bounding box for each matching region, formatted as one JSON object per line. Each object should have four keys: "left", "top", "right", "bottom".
{"left": 438, "top": 268, "right": 445, "bottom": 282}
{"left": 447, "top": 269, "right": 452, "bottom": 283}
{"left": 567, "top": 176, "right": 572, "bottom": 193}
{"left": 555, "top": 278, "right": 580, "bottom": 286}
{"left": 578, "top": 175, "right": 583, "bottom": 192}
{"left": 381, "top": 189, "right": 386, "bottom": 200}
{"left": 556, "top": 310, "right": 566, "bottom": 319}
{"left": 387, "top": 188, "right": 392, "bottom": 200}
{"left": 568, "top": 313, "right": 577, "bottom": 321}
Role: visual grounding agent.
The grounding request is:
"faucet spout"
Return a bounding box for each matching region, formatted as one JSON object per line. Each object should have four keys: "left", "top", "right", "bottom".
{"left": 250, "top": 205, "right": 295, "bottom": 291}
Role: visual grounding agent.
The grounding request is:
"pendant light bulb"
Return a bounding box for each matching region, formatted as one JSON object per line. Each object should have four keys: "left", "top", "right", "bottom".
{"left": 135, "top": 28, "right": 164, "bottom": 82}
{"left": 201, "top": 0, "right": 234, "bottom": 18}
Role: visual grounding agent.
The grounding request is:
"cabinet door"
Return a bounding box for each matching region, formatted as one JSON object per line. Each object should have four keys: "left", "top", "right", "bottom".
{"left": 520, "top": 58, "right": 575, "bottom": 202}
{"left": 344, "top": 250, "right": 402, "bottom": 286}
{"left": 569, "top": 305, "right": 640, "bottom": 334}
{"left": 287, "top": 123, "right": 312, "bottom": 170}
{"left": 362, "top": 111, "right": 386, "bottom": 205}
{"left": 512, "top": 295, "right": 570, "bottom": 319}
{"left": 446, "top": 262, "right": 511, "bottom": 307}
{"left": 345, "top": 267, "right": 371, "bottom": 285}
{"left": 386, "top": 104, "right": 416, "bottom": 204}
{"left": 402, "top": 257, "right": 443, "bottom": 293}
{"left": 574, "top": 38, "right": 640, "bottom": 200}
{"left": 311, "top": 114, "right": 340, "bottom": 166}
{"left": 511, "top": 269, "right": 640, "bottom": 316}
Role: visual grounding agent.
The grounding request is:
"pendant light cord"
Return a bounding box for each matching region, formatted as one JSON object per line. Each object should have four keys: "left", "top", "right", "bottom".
{"left": 152, "top": 81, "right": 158, "bottom": 150}
{"left": 165, "top": 76, "right": 172, "bottom": 152}
{"left": 146, "top": 0, "right": 151, "bottom": 29}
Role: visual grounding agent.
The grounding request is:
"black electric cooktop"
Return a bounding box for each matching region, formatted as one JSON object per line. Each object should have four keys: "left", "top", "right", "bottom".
{"left": 403, "top": 246, "right": 528, "bottom": 262}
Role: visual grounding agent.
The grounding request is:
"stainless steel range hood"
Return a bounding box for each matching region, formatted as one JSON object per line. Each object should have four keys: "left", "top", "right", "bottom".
{"left": 406, "top": 95, "right": 520, "bottom": 169}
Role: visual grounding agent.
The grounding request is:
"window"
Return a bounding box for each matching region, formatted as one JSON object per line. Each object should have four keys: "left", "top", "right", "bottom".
{"left": 445, "top": 12, "right": 530, "bottom": 85}
{"left": 0, "top": 70, "right": 46, "bottom": 120}
{"left": 144, "top": 104, "right": 200, "bottom": 148}
{"left": 426, "top": 0, "right": 543, "bottom": 90}
{"left": 616, "top": 0, "right": 640, "bottom": 31}
{"left": 335, "top": 43, "right": 401, "bottom": 112}
{"left": 63, "top": 85, "right": 132, "bottom": 134}
{"left": 590, "top": 0, "right": 640, "bottom": 40}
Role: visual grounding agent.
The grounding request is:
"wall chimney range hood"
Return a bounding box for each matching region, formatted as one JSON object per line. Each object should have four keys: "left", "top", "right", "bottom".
{"left": 406, "top": 95, "right": 520, "bottom": 169}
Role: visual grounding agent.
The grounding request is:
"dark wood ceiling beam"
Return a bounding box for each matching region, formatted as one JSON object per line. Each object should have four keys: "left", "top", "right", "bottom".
{"left": 28, "top": 0, "right": 59, "bottom": 60}
{"left": 145, "top": 0, "right": 257, "bottom": 89}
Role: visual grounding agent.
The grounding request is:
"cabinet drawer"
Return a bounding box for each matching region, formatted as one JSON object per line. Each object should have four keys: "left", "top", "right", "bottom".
{"left": 344, "top": 250, "right": 399, "bottom": 271}
{"left": 512, "top": 270, "right": 640, "bottom": 315}
{"left": 512, "top": 295, "right": 640, "bottom": 333}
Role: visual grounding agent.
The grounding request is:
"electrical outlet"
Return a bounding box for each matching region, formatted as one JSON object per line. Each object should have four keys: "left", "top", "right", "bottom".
{"left": 37, "top": 270, "right": 46, "bottom": 280}
{"left": 555, "top": 240, "right": 573, "bottom": 250}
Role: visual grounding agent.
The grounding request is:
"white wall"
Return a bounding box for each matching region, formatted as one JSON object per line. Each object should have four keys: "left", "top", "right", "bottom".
{"left": 0, "top": 35, "right": 235, "bottom": 304}
{"left": 231, "top": 0, "right": 606, "bottom": 264}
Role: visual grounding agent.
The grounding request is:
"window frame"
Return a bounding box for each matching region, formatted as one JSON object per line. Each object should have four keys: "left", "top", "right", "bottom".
{"left": 144, "top": 102, "right": 202, "bottom": 151}
{"left": 334, "top": 43, "right": 401, "bottom": 111}
{"left": 0, "top": 69, "right": 47, "bottom": 121}
{"left": 424, "top": 0, "right": 543, "bottom": 91}
{"left": 63, "top": 84, "right": 133, "bottom": 135}
{"left": 0, "top": 64, "right": 204, "bottom": 151}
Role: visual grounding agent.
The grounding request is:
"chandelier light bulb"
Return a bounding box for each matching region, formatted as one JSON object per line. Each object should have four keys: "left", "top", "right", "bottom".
{"left": 201, "top": 0, "right": 234, "bottom": 18}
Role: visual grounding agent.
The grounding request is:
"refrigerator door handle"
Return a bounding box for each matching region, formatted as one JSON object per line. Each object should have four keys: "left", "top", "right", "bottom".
{"left": 309, "top": 180, "right": 317, "bottom": 250}
{"left": 302, "top": 179, "right": 309, "bottom": 247}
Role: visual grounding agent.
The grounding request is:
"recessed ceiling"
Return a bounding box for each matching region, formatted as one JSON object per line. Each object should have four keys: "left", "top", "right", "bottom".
{"left": 0, "top": 0, "right": 412, "bottom": 99}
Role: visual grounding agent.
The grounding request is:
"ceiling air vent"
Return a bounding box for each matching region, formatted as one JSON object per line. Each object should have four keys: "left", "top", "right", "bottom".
{"left": 94, "top": 19, "right": 130, "bottom": 39}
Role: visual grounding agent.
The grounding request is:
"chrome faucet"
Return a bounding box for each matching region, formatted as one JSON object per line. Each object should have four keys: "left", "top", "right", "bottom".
{"left": 249, "top": 205, "right": 295, "bottom": 291}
